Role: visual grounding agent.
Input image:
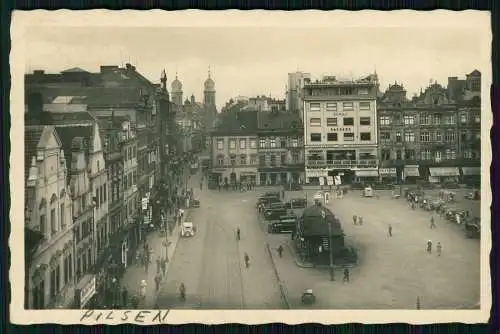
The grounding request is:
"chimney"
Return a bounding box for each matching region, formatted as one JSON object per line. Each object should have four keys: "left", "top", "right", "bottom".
{"left": 125, "top": 63, "right": 132, "bottom": 70}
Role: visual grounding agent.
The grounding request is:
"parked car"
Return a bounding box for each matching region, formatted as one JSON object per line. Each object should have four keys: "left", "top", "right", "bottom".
{"left": 267, "top": 215, "right": 297, "bottom": 233}
{"left": 257, "top": 195, "right": 281, "bottom": 208}
{"left": 264, "top": 208, "right": 288, "bottom": 221}
{"left": 464, "top": 219, "right": 480, "bottom": 238}
{"left": 371, "top": 182, "right": 395, "bottom": 190}
{"left": 284, "top": 183, "right": 303, "bottom": 191}
{"left": 180, "top": 220, "right": 195, "bottom": 238}
{"left": 351, "top": 183, "right": 365, "bottom": 190}
{"left": 284, "top": 198, "right": 308, "bottom": 209}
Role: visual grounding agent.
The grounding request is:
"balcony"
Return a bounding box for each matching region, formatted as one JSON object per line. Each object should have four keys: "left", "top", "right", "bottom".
{"left": 306, "top": 159, "right": 378, "bottom": 168}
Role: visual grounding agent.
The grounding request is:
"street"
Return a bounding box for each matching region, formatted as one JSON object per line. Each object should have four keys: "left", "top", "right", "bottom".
{"left": 156, "top": 183, "right": 284, "bottom": 309}
{"left": 266, "top": 187, "right": 481, "bottom": 309}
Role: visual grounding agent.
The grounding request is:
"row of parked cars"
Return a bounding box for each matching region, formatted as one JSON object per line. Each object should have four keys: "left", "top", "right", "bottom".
{"left": 256, "top": 191, "right": 307, "bottom": 234}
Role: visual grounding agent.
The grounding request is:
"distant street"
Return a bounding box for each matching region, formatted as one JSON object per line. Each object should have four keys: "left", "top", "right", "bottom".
{"left": 156, "top": 181, "right": 284, "bottom": 309}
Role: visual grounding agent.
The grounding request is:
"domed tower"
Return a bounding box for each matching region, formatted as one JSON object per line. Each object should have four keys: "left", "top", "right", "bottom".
{"left": 203, "top": 66, "right": 216, "bottom": 107}
{"left": 171, "top": 72, "right": 183, "bottom": 106}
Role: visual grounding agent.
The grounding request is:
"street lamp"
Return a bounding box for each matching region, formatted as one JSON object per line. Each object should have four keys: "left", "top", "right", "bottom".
{"left": 322, "top": 210, "right": 335, "bottom": 281}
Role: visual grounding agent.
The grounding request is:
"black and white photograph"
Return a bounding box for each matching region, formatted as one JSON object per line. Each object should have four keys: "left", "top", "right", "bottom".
{"left": 10, "top": 10, "right": 491, "bottom": 324}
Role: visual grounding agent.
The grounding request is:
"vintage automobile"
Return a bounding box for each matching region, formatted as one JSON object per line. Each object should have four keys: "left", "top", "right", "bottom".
{"left": 301, "top": 289, "right": 316, "bottom": 305}
{"left": 267, "top": 215, "right": 297, "bottom": 234}
{"left": 363, "top": 186, "right": 374, "bottom": 197}
{"left": 264, "top": 208, "right": 288, "bottom": 221}
{"left": 180, "top": 220, "right": 195, "bottom": 238}
{"left": 190, "top": 199, "right": 200, "bottom": 208}
{"left": 257, "top": 195, "right": 281, "bottom": 209}
{"left": 284, "top": 198, "right": 308, "bottom": 209}
{"left": 464, "top": 218, "right": 480, "bottom": 238}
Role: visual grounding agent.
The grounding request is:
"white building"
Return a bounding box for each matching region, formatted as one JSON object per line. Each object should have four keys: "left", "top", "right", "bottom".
{"left": 302, "top": 74, "right": 379, "bottom": 184}
{"left": 286, "top": 71, "right": 311, "bottom": 117}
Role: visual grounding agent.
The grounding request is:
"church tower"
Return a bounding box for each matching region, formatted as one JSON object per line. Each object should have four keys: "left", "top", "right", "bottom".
{"left": 171, "top": 72, "right": 183, "bottom": 107}
{"left": 203, "top": 66, "right": 216, "bottom": 107}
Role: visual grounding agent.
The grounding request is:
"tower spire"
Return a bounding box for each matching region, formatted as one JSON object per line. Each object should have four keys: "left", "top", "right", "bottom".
{"left": 208, "top": 65, "right": 212, "bottom": 79}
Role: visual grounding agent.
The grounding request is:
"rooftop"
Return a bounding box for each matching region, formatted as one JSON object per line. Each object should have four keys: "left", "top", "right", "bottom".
{"left": 212, "top": 103, "right": 258, "bottom": 135}
{"left": 257, "top": 110, "right": 303, "bottom": 132}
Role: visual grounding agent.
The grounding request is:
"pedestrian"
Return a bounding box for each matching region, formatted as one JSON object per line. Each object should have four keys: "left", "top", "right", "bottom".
{"left": 244, "top": 252, "right": 250, "bottom": 268}
{"left": 430, "top": 216, "right": 436, "bottom": 229}
{"left": 281, "top": 189, "right": 285, "bottom": 200}
{"left": 140, "top": 280, "right": 147, "bottom": 301}
{"left": 426, "top": 240, "right": 432, "bottom": 253}
{"left": 121, "top": 288, "right": 129, "bottom": 307}
{"left": 436, "top": 242, "right": 442, "bottom": 256}
{"left": 277, "top": 245, "right": 283, "bottom": 258}
{"left": 156, "top": 256, "right": 161, "bottom": 274}
{"left": 358, "top": 216, "right": 363, "bottom": 225}
{"left": 353, "top": 215, "right": 357, "bottom": 225}
{"left": 388, "top": 224, "right": 392, "bottom": 237}
{"left": 161, "top": 257, "right": 167, "bottom": 276}
{"left": 200, "top": 181, "right": 203, "bottom": 190}
{"left": 155, "top": 273, "right": 162, "bottom": 292}
{"left": 144, "top": 256, "right": 149, "bottom": 273}
{"left": 236, "top": 227, "right": 241, "bottom": 241}
{"left": 343, "top": 268, "right": 350, "bottom": 282}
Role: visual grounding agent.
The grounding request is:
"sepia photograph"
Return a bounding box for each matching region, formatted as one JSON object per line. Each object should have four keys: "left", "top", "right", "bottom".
{"left": 10, "top": 10, "right": 491, "bottom": 324}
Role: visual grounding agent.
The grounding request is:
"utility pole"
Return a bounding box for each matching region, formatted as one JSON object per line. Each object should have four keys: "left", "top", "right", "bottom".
{"left": 322, "top": 210, "right": 334, "bottom": 281}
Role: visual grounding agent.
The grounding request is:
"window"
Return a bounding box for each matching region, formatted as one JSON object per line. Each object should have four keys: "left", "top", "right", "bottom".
{"left": 475, "top": 115, "right": 480, "bottom": 123}
{"left": 270, "top": 154, "right": 276, "bottom": 166}
{"left": 360, "top": 117, "right": 371, "bottom": 126}
{"left": 340, "top": 87, "right": 353, "bottom": 95}
{"left": 327, "top": 133, "right": 338, "bottom": 141}
{"left": 259, "top": 139, "right": 266, "bottom": 148}
{"left": 405, "top": 149, "right": 415, "bottom": 160}
{"left": 420, "top": 132, "right": 430, "bottom": 142}
{"left": 103, "top": 184, "right": 107, "bottom": 203}
{"left": 50, "top": 208, "right": 56, "bottom": 235}
{"left": 445, "top": 149, "right": 457, "bottom": 160}
{"left": 310, "top": 133, "right": 322, "bottom": 142}
{"left": 250, "top": 139, "right": 257, "bottom": 149}
{"left": 60, "top": 204, "right": 65, "bottom": 229}
{"left": 230, "top": 156, "right": 236, "bottom": 166}
{"left": 239, "top": 139, "right": 246, "bottom": 149}
{"left": 381, "top": 149, "right": 391, "bottom": 161}
{"left": 404, "top": 131, "right": 415, "bottom": 142}
{"left": 344, "top": 133, "right": 355, "bottom": 141}
{"left": 50, "top": 267, "right": 57, "bottom": 298}
{"left": 343, "top": 117, "right": 354, "bottom": 126}
{"left": 310, "top": 118, "right": 321, "bottom": 126}
{"left": 280, "top": 139, "right": 286, "bottom": 148}
{"left": 229, "top": 140, "right": 236, "bottom": 149}
{"left": 436, "top": 132, "right": 442, "bottom": 142}
{"left": 250, "top": 155, "right": 257, "bottom": 165}
{"left": 360, "top": 132, "right": 371, "bottom": 141}
{"left": 292, "top": 152, "right": 299, "bottom": 163}
{"left": 326, "top": 103, "right": 337, "bottom": 111}
{"left": 259, "top": 155, "right": 266, "bottom": 166}
{"left": 359, "top": 102, "right": 370, "bottom": 111}
{"left": 358, "top": 88, "right": 369, "bottom": 95}
{"left": 380, "top": 132, "right": 391, "bottom": 141}
{"left": 217, "top": 139, "right": 224, "bottom": 150}
{"left": 217, "top": 156, "right": 224, "bottom": 166}
{"left": 326, "top": 118, "right": 337, "bottom": 126}
{"left": 240, "top": 155, "right": 247, "bottom": 165}
{"left": 39, "top": 214, "right": 46, "bottom": 236}
{"left": 395, "top": 132, "right": 402, "bottom": 142}
{"left": 33, "top": 279, "right": 45, "bottom": 309}
{"left": 421, "top": 149, "right": 431, "bottom": 160}
{"left": 444, "top": 115, "right": 456, "bottom": 125}
{"left": 403, "top": 115, "right": 415, "bottom": 125}
{"left": 433, "top": 114, "right": 441, "bottom": 125}
{"left": 380, "top": 116, "right": 391, "bottom": 125}
{"left": 435, "top": 151, "right": 442, "bottom": 161}
{"left": 310, "top": 103, "right": 320, "bottom": 112}
{"left": 396, "top": 150, "right": 402, "bottom": 160}
{"left": 445, "top": 131, "right": 456, "bottom": 142}
{"left": 270, "top": 138, "right": 277, "bottom": 148}
{"left": 281, "top": 153, "right": 287, "bottom": 164}
{"left": 420, "top": 115, "right": 430, "bottom": 125}
{"left": 342, "top": 102, "right": 354, "bottom": 111}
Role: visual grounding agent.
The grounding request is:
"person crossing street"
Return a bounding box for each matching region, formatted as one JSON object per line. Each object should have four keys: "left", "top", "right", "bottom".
{"left": 277, "top": 245, "right": 283, "bottom": 258}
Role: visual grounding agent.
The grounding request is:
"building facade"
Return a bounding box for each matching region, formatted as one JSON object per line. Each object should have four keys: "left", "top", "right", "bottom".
{"left": 257, "top": 110, "right": 305, "bottom": 186}
{"left": 209, "top": 109, "right": 259, "bottom": 187}
{"left": 287, "top": 71, "right": 311, "bottom": 117}
{"left": 25, "top": 125, "right": 75, "bottom": 309}
{"left": 302, "top": 75, "right": 379, "bottom": 185}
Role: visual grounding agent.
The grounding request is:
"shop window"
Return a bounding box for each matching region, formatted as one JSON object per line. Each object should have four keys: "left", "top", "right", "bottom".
{"left": 360, "top": 132, "right": 371, "bottom": 141}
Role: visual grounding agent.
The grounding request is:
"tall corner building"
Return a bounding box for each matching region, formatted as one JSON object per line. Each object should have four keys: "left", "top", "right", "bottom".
{"left": 302, "top": 74, "right": 379, "bottom": 185}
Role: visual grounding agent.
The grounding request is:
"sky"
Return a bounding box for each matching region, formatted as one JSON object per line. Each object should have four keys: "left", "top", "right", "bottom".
{"left": 24, "top": 20, "right": 488, "bottom": 111}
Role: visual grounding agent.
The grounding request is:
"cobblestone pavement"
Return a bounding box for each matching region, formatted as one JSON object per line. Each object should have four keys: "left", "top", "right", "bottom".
{"left": 156, "top": 187, "right": 283, "bottom": 309}
{"left": 266, "top": 187, "right": 481, "bottom": 309}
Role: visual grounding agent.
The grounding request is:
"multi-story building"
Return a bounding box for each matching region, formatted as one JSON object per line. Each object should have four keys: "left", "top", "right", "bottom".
{"left": 302, "top": 75, "right": 379, "bottom": 185}
{"left": 287, "top": 71, "right": 311, "bottom": 117}
{"left": 24, "top": 125, "right": 75, "bottom": 309}
{"left": 257, "top": 110, "right": 305, "bottom": 186}
{"left": 209, "top": 107, "right": 259, "bottom": 187}
{"left": 377, "top": 72, "right": 481, "bottom": 185}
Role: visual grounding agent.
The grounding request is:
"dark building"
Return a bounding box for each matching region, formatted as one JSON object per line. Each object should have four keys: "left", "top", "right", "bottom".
{"left": 294, "top": 204, "right": 345, "bottom": 266}
{"left": 256, "top": 110, "right": 305, "bottom": 186}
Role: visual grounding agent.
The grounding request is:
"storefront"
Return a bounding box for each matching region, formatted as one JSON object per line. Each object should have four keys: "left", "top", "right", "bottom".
{"left": 461, "top": 167, "right": 481, "bottom": 186}
{"left": 74, "top": 274, "right": 96, "bottom": 309}
{"left": 305, "top": 168, "right": 329, "bottom": 185}
{"left": 208, "top": 170, "right": 223, "bottom": 189}
{"left": 379, "top": 167, "right": 397, "bottom": 183}
{"left": 240, "top": 172, "right": 257, "bottom": 185}
{"left": 354, "top": 169, "right": 379, "bottom": 184}
{"left": 403, "top": 165, "right": 420, "bottom": 183}
{"left": 429, "top": 167, "right": 460, "bottom": 184}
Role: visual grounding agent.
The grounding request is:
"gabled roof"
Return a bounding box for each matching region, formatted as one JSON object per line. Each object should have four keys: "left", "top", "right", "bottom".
{"left": 54, "top": 125, "right": 93, "bottom": 174}
{"left": 257, "top": 110, "right": 303, "bottom": 132}
{"left": 468, "top": 69, "right": 481, "bottom": 76}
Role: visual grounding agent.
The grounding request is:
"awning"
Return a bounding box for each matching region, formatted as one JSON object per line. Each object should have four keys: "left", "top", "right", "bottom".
{"left": 429, "top": 167, "right": 460, "bottom": 177}
{"left": 461, "top": 167, "right": 481, "bottom": 175}
{"left": 404, "top": 166, "right": 420, "bottom": 177}
{"left": 355, "top": 170, "right": 379, "bottom": 177}
{"left": 306, "top": 170, "right": 328, "bottom": 178}
{"left": 379, "top": 168, "right": 397, "bottom": 176}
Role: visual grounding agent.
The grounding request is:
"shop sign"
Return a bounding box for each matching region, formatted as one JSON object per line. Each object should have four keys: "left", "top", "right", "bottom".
{"left": 327, "top": 127, "right": 353, "bottom": 132}
{"left": 379, "top": 168, "right": 397, "bottom": 175}
{"left": 78, "top": 275, "right": 96, "bottom": 308}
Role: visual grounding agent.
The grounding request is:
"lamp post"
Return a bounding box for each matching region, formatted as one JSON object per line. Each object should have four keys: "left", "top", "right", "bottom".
{"left": 322, "top": 210, "right": 334, "bottom": 281}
